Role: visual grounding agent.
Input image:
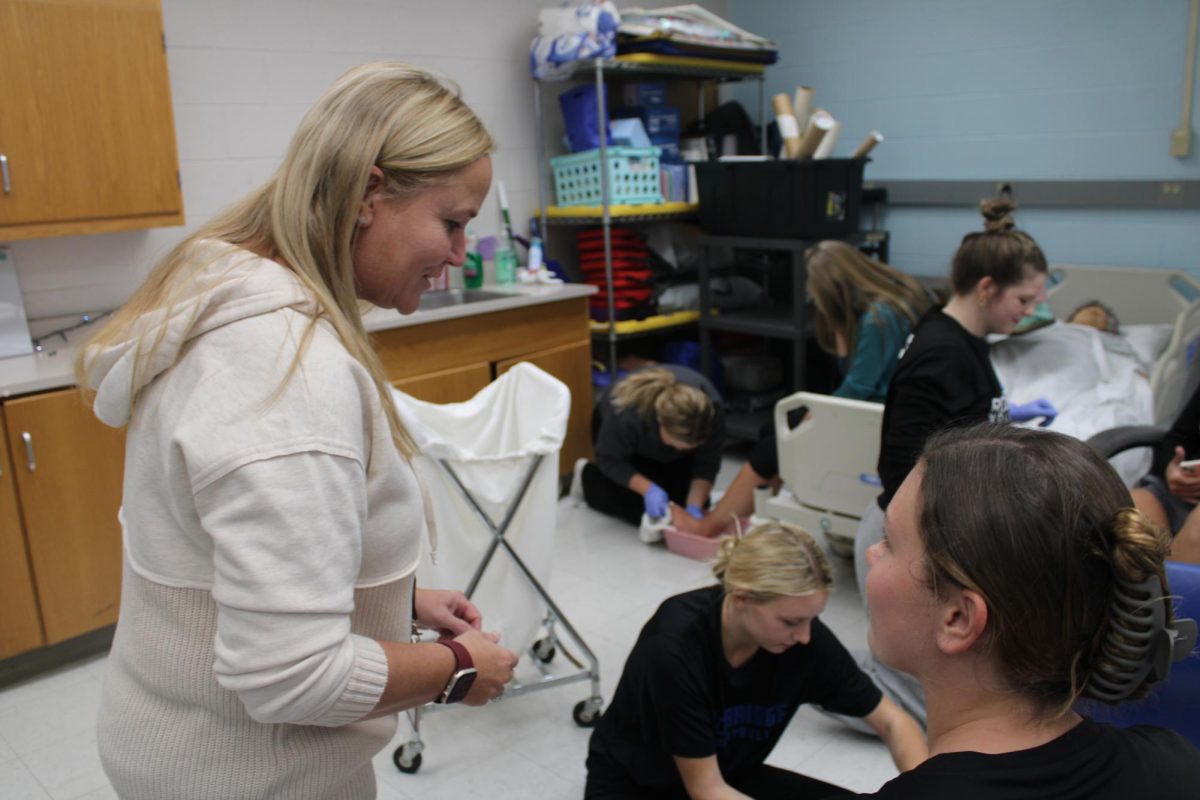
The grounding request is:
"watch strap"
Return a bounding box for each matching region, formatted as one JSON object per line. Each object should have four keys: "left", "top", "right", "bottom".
{"left": 438, "top": 638, "right": 473, "bottom": 671}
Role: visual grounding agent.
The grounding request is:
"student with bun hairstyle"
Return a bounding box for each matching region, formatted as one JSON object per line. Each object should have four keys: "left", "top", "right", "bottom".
{"left": 580, "top": 365, "right": 725, "bottom": 529}
{"left": 585, "top": 522, "right": 927, "bottom": 800}
{"left": 670, "top": 242, "right": 929, "bottom": 539}
{"left": 857, "top": 198, "right": 1057, "bottom": 594}
{"left": 858, "top": 423, "right": 1200, "bottom": 799}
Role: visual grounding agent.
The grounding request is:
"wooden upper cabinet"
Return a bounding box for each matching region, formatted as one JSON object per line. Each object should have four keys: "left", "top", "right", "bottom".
{"left": 0, "top": 0, "right": 184, "bottom": 240}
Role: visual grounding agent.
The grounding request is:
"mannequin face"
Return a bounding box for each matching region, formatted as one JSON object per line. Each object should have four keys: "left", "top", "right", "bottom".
{"left": 979, "top": 271, "right": 1046, "bottom": 335}
{"left": 865, "top": 469, "right": 938, "bottom": 675}
{"left": 732, "top": 590, "right": 829, "bottom": 654}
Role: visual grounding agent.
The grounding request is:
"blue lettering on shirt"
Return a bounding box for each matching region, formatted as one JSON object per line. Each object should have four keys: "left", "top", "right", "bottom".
{"left": 712, "top": 704, "right": 790, "bottom": 748}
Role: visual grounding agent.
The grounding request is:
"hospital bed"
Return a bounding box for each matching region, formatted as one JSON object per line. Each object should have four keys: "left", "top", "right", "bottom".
{"left": 758, "top": 264, "right": 1200, "bottom": 557}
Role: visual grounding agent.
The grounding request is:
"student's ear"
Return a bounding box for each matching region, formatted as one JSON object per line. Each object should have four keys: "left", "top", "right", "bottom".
{"left": 975, "top": 276, "right": 997, "bottom": 304}
{"left": 728, "top": 590, "right": 751, "bottom": 611}
{"left": 935, "top": 587, "right": 988, "bottom": 656}
{"left": 357, "top": 165, "right": 386, "bottom": 226}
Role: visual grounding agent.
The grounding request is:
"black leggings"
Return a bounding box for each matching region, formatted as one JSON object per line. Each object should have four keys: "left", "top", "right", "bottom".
{"left": 583, "top": 763, "right": 853, "bottom": 800}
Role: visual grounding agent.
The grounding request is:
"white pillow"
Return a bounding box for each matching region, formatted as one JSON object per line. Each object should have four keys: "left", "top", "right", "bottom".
{"left": 1123, "top": 323, "right": 1174, "bottom": 368}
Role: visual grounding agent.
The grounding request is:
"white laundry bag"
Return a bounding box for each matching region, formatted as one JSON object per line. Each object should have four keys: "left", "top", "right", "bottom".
{"left": 390, "top": 362, "right": 570, "bottom": 654}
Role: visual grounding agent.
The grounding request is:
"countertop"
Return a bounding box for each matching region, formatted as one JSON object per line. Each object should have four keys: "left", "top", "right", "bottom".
{"left": 0, "top": 282, "right": 596, "bottom": 398}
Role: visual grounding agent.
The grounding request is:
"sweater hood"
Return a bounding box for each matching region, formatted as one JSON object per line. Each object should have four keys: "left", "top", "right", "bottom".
{"left": 85, "top": 241, "right": 316, "bottom": 427}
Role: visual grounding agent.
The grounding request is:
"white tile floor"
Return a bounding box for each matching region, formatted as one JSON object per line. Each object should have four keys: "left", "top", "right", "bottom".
{"left": 0, "top": 455, "right": 900, "bottom": 799}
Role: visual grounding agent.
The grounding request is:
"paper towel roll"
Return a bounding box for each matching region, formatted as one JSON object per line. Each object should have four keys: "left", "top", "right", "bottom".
{"left": 772, "top": 93, "right": 803, "bottom": 158}
{"left": 813, "top": 117, "right": 842, "bottom": 159}
{"left": 851, "top": 130, "right": 884, "bottom": 159}
{"left": 792, "top": 86, "right": 814, "bottom": 131}
{"left": 797, "top": 109, "right": 834, "bottom": 158}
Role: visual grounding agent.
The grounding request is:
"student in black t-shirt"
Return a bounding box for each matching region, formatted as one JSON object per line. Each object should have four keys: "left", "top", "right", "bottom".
{"left": 578, "top": 365, "right": 725, "bottom": 531}
{"left": 855, "top": 198, "right": 1057, "bottom": 601}
{"left": 847, "top": 199, "right": 1058, "bottom": 728}
{"left": 857, "top": 423, "right": 1200, "bottom": 799}
{"left": 585, "top": 522, "right": 927, "bottom": 800}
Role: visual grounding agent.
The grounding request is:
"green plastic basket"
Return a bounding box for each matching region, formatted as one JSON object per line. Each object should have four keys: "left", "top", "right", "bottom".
{"left": 551, "top": 146, "right": 663, "bottom": 207}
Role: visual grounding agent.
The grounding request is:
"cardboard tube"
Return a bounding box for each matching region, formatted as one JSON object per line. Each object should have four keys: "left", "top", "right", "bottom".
{"left": 851, "top": 130, "right": 884, "bottom": 159}
{"left": 797, "top": 109, "right": 834, "bottom": 158}
{"left": 813, "top": 117, "right": 842, "bottom": 159}
{"left": 772, "top": 93, "right": 803, "bottom": 158}
{"left": 792, "top": 86, "right": 814, "bottom": 131}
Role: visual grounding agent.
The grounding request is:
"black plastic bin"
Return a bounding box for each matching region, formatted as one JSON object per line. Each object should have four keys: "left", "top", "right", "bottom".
{"left": 695, "top": 158, "right": 866, "bottom": 238}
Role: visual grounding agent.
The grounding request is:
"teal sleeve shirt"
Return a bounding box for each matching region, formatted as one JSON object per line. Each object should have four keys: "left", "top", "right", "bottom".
{"left": 833, "top": 303, "right": 911, "bottom": 403}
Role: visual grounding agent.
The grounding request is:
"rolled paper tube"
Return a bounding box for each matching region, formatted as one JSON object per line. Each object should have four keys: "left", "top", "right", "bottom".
{"left": 792, "top": 86, "right": 814, "bottom": 131}
{"left": 851, "top": 130, "right": 884, "bottom": 159}
{"left": 772, "top": 93, "right": 803, "bottom": 158}
{"left": 813, "top": 118, "right": 842, "bottom": 159}
{"left": 796, "top": 110, "right": 834, "bottom": 158}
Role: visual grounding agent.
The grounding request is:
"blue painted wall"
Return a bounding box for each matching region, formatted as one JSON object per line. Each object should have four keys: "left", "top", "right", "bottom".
{"left": 728, "top": 0, "right": 1200, "bottom": 276}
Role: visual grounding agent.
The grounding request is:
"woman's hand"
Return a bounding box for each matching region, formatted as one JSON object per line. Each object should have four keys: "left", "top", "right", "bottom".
{"left": 455, "top": 629, "right": 519, "bottom": 706}
{"left": 414, "top": 588, "right": 482, "bottom": 639}
{"left": 1166, "top": 446, "right": 1200, "bottom": 503}
{"left": 669, "top": 502, "right": 704, "bottom": 533}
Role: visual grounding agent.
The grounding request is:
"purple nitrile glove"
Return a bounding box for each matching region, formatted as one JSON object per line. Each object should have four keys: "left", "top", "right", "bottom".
{"left": 643, "top": 483, "right": 669, "bottom": 519}
{"left": 1009, "top": 397, "right": 1058, "bottom": 427}
{"left": 686, "top": 503, "right": 704, "bottom": 520}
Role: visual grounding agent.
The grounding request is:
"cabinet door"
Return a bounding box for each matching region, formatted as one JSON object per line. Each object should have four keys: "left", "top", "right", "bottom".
{"left": 5, "top": 389, "right": 125, "bottom": 644}
{"left": 392, "top": 362, "right": 492, "bottom": 405}
{"left": 0, "top": 0, "right": 183, "bottom": 238}
{"left": 0, "top": 415, "right": 44, "bottom": 659}
{"left": 497, "top": 340, "right": 594, "bottom": 474}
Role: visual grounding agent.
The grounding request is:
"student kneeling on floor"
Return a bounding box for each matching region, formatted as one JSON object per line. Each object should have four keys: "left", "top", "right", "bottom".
{"left": 578, "top": 364, "right": 724, "bottom": 532}
{"left": 583, "top": 522, "right": 927, "bottom": 800}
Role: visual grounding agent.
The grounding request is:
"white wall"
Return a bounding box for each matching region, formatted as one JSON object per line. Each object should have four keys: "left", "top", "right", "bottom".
{"left": 7, "top": 0, "right": 561, "bottom": 320}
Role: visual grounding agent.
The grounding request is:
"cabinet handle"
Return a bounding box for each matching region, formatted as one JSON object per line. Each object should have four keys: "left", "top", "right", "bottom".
{"left": 0, "top": 154, "right": 9, "bottom": 194}
{"left": 21, "top": 432, "right": 35, "bottom": 472}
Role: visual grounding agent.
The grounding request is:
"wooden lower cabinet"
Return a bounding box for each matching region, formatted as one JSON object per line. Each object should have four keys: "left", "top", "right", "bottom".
{"left": 392, "top": 362, "right": 491, "bottom": 404}
{"left": 0, "top": 414, "right": 44, "bottom": 659}
{"left": 374, "top": 297, "right": 594, "bottom": 473}
{"left": 4, "top": 389, "right": 125, "bottom": 645}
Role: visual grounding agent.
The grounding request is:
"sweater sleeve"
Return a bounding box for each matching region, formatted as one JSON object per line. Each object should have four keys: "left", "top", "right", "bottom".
{"left": 197, "top": 449, "right": 389, "bottom": 727}
{"left": 835, "top": 307, "right": 896, "bottom": 401}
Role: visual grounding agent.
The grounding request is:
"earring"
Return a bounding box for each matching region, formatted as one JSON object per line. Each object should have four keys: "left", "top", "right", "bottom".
{"left": 357, "top": 216, "right": 368, "bottom": 226}
{"left": 977, "top": 295, "right": 987, "bottom": 308}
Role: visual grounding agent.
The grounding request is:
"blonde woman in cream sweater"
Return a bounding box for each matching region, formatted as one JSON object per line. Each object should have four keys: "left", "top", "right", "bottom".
{"left": 77, "top": 62, "right": 518, "bottom": 799}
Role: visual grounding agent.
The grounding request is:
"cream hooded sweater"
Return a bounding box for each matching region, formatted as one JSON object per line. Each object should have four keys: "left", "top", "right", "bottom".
{"left": 86, "top": 242, "right": 428, "bottom": 799}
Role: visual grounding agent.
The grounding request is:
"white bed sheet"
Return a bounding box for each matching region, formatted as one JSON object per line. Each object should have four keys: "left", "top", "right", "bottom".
{"left": 991, "top": 321, "right": 1154, "bottom": 487}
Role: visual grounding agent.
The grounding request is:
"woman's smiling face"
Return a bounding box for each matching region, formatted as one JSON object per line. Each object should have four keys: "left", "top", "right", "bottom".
{"left": 352, "top": 155, "right": 492, "bottom": 313}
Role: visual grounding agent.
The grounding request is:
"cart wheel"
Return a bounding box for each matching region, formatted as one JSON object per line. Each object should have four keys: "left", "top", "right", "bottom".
{"left": 532, "top": 637, "right": 556, "bottom": 663}
{"left": 393, "top": 744, "right": 422, "bottom": 774}
{"left": 573, "top": 699, "right": 601, "bottom": 728}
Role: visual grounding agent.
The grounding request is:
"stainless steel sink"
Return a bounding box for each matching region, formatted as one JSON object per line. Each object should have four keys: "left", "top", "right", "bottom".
{"left": 417, "top": 289, "right": 510, "bottom": 311}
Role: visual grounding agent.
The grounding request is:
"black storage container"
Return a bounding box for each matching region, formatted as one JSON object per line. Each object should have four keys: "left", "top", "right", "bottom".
{"left": 695, "top": 158, "right": 866, "bottom": 238}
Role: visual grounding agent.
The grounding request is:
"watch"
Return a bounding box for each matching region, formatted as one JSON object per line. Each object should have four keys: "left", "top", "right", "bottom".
{"left": 434, "top": 639, "right": 477, "bottom": 704}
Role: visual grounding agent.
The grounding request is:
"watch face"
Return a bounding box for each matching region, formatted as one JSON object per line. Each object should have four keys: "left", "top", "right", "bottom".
{"left": 445, "top": 667, "right": 477, "bottom": 704}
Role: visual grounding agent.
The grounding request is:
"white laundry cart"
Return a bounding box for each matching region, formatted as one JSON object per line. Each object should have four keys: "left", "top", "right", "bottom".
{"left": 389, "top": 362, "right": 602, "bottom": 774}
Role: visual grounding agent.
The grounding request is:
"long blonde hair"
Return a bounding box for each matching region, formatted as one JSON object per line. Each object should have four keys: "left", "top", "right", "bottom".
{"left": 712, "top": 521, "right": 833, "bottom": 603}
{"left": 610, "top": 367, "right": 714, "bottom": 447}
{"left": 76, "top": 61, "right": 494, "bottom": 456}
{"left": 805, "top": 240, "right": 929, "bottom": 358}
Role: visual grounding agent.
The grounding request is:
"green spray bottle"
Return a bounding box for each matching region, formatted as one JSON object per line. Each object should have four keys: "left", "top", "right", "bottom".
{"left": 463, "top": 230, "right": 483, "bottom": 289}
